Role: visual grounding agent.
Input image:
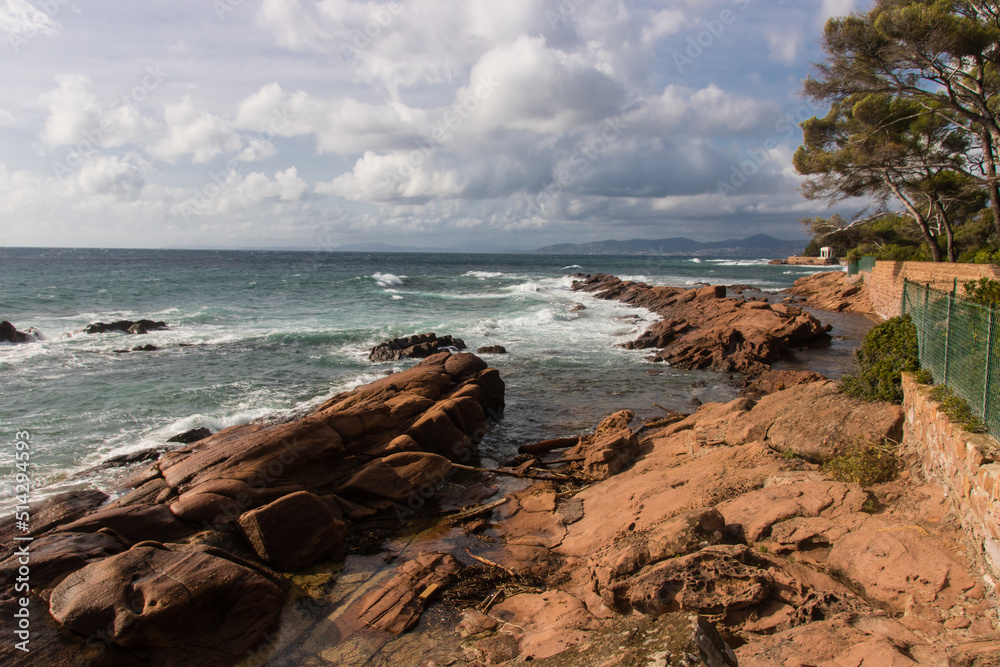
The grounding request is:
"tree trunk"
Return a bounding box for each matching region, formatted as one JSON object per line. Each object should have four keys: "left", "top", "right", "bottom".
{"left": 982, "top": 130, "right": 1000, "bottom": 241}
{"left": 888, "top": 179, "right": 943, "bottom": 262}
{"left": 931, "top": 196, "right": 957, "bottom": 262}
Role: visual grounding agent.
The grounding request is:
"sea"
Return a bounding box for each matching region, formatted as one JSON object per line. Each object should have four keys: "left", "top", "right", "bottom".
{"left": 0, "top": 248, "right": 846, "bottom": 512}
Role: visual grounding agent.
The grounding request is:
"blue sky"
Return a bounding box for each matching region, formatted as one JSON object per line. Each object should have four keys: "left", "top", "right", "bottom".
{"left": 0, "top": 0, "right": 866, "bottom": 250}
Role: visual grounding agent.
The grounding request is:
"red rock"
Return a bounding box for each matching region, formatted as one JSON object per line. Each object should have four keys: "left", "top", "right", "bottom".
{"left": 49, "top": 544, "right": 286, "bottom": 661}
{"left": 58, "top": 504, "right": 196, "bottom": 544}
{"left": 718, "top": 480, "right": 866, "bottom": 542}
{"left": 786, "top": 271, "right": 874, "bottom": 314}
{"left": 827, "top": 526, "right": 977, "bottom": 611}
{"left": 573, "top": 274, "right": 830, "bottom": 374}
{"left": 725, "top": 380, "right": 905, "bottom": 461}
{"left": 739, "top": 369, "right": 827, "bottom": 398}
{"left": 237, "top": 490, "right": 347, "bottom": 570}
{"left": 335, "top": 451, "right": 453, "bottom": 504}
{"left": 352, "top": 552, "right": 463, "bottom": 634}
{"left": 0, "top": 532, "right": 126, "bottom": 592}
{"left": 0, "top": 490, "right": 108, "bottom": 558}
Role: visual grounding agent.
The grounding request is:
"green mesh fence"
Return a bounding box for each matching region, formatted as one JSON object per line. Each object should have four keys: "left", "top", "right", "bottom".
{"left": 859, "top": 256, "right": 877, "bottom": 273}
{"left": 902, "top": 280, "right": 999, "bottom": 439}
{"left": 847, "top": 262, "right": 859, "bottom": 276}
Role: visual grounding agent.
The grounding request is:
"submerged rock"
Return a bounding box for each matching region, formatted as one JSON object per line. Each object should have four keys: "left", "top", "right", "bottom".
{"left": 369, "top": 332, "right": 466, "bottom": 362}
{"left": 166, "top": 427, "right": 213, "bottom": 444}
{"left": 476, "top": 345, "right": 508, "bottom": 354}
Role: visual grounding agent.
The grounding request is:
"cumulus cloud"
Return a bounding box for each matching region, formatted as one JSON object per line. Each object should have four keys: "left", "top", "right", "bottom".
{"left": 149, "top": 97, "right": 242, "bottom": 163}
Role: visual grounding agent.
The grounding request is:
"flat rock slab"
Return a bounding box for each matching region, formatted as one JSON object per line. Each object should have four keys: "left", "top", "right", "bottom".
{"left": 352, "top": 552, "right": 463, "bottom": 634}
{"left": 521, "top": 612, "right": 737, "bottom": 667}
{"left": 725, "top": 380, "right": 904, "bottom": 461}
{"left": 828, "top": 525, "right": 978, "bottom": 611}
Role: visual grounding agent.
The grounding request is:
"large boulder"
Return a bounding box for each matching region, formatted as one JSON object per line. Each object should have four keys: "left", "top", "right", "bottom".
{"left": 237, "top": 491, "right": 347, "bottom": 570}
{"left": 49, "top": 545, "right": 286, "bottom": 662}
{"left": 725, "top": 380, "right": 905, "bottom": 461}
{"left": 369, "top": 332, "right": 466, "bottom": 362}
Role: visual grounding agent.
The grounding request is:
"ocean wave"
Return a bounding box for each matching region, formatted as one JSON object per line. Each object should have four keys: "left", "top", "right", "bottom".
{"left": 371, "top": 272, "right": 405, "bottom": 287}
{"left": 689, "top": 258, "right": 703, "bottom": 264}
{"left": 561, "top": 265, "right": 583, "bottom": 270}
{"left": 464, "top": 270, "right": 506, "bottom": 279}
{"left": 706, "top": 259, "right": 771, "bottom": 266}
{"left": 391, "top": 295, "right": 404, "bottom": 300}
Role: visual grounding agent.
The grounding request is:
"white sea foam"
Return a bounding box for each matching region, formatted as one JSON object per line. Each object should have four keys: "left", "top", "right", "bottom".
{"left": 707, "top": 259, "right": 771, "bottom": 266}
{"left": 372, "top": 272, "right": 405, "bottom": 287}
{"left": 561, "top": 265, "right": 583, "bottom": 270}
{"left": 392, "top": 295, "right": 404, "bottom": 300}
{"left": 464, "top": 270, "right": 506, "bottom": 279}
{"left": 690, "top": 258, "right": 703, "bottom": 264}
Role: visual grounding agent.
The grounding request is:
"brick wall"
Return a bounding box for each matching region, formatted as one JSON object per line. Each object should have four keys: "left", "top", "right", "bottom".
{"left": 864, "top": 262, "right": 1000, "bottom": 319}
{"left": 903, "top": 373, "right": 1000, "bottom": 591}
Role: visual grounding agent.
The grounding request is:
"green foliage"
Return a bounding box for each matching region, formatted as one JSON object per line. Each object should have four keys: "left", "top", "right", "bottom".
{"left": 839, "top": 315, "right": 921, "bottom": 403}
{"left": 824, "top": 441, "right": 900, "bottom": 487}
{"left": 913, "top": 368, "right": 934, "bottom": 385}
{"left": 928, "top": 385, "right": 988, "bottom": 434}
{"left": 964, "top": 278, "right": 1000, "bottom": 307}
{"left": 846, "top": 248, "right": 861, "bottom": 265}
{"left": 803, "top": 239, "right": 822, "bottom": 257}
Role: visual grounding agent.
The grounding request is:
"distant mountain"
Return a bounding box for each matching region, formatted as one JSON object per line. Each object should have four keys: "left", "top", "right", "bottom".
{"left": 528, "top": 234, "right": 805, "bottom": 258}
{"left": 331, "top": 241, "right": 530, "bottom": 254}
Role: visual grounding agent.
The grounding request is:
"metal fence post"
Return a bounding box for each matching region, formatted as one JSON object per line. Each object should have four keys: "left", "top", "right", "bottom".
{"left": 944, "top": 288, "right": 954, "bottom": 385}
{"left": 985, "top": 309, "right": 996, "bottom": 432}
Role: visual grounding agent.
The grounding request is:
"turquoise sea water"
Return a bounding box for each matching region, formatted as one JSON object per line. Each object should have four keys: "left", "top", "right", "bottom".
{"left": 0, "top": 248, "right": 842, "bottom": 510}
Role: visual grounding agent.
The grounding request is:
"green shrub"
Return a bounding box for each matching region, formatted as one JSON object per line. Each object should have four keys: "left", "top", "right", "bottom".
{"left": 824, "top": 441, "right": 900, "bottom": 487}
{"left": 928, "top": 385, "right": 988, "bottom": 434}
{"left": 839, "top": 315, "right": 921, "bottom": 403}
{"left": 964, "top": 277, "right": 1000, "bottom": 308}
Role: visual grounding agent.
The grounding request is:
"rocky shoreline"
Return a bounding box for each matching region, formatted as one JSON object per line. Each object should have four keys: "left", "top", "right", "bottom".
{"left": 2, "top": 274, "right": 997, "bottom": 666}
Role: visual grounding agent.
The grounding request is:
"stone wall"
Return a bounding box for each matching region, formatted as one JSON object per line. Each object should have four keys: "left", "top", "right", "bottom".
{"left": 903, "top": 373, "right": 1000, "bottom": 590}
{"left": 863, "top": 262, "right": 1000, "bottom": 320}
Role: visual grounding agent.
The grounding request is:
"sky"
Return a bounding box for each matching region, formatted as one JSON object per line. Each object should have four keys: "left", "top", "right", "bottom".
{"left": 0, "top": 0, "right": 867, "bottom": 251}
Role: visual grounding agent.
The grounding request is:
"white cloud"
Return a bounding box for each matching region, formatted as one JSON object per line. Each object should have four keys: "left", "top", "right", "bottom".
{"left": 317, "top": 151, "right": 465, "bottom": 201}
{"left": 149, "top": 97, "right": 242, "bottom": 163}
{"left": 234, "top": 82, "right": 425, "bottom": 154}
{"left": 819, "top": 0, "right": 857, "bottom": 24}
{"left": 764, "top": 27, "right": 801, "bottom": 65}
{"left": 463, "top": 36, "right": 625, "bottom": 135}
{"left": 39, "top": 74, "right": 102, "bottom": 147}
